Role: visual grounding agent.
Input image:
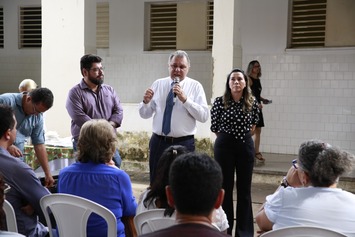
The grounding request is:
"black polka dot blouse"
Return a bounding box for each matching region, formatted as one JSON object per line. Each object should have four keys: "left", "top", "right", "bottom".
{"left": 210, "top": 96, "right": 260, "bottom": 142}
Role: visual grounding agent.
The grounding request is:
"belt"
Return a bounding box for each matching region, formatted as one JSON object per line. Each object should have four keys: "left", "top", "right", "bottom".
{"left": 153, "top": 133, "right": 194, "bottom": 143}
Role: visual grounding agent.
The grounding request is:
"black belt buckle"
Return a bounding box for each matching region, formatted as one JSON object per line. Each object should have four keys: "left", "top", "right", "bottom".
{"left": 164, "top": 136, "right": 174, "bottom": 143}
{"left": 155, "top": 133, "right": 193, "bottom": 143}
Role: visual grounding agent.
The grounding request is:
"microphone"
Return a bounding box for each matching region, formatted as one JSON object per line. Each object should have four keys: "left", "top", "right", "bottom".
{"left": 173, "top": 77, "right": 180, "bottom": 103}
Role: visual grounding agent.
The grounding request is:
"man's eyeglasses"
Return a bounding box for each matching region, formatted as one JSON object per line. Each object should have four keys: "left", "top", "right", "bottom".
{"left": 170, "top": 64, "right": 187, "bottom": 71}
{"left": 292, "top": 159, "right": 298, "bottom": 169}
{"left": 32, "top": 103, "right": 42, "bottom": 114}
{"left": 89, "top": 67, "right": 105, "bottom": 73}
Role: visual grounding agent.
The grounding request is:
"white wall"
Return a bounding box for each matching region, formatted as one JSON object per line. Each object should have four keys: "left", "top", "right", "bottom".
{"left": 0, "top": 0, "right": 41, "bottom": 93}
{"left": 1, "top": 0, "right": 354, "bottom": 156}
{"left": 41, "top": 0, "right": 89, "bottom": 138}
{"left": 241, "top": 0, "right": 355, "bottom": 155}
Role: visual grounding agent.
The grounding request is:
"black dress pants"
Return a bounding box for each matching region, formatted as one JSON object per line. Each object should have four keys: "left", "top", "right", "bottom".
{"left": 214, "top": 132, "right": 255, "bottom": 237}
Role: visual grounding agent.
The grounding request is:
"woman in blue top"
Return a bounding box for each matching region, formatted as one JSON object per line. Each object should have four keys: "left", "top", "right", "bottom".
{"left": 58, "top": 119, "right": 137, "bottom": 237}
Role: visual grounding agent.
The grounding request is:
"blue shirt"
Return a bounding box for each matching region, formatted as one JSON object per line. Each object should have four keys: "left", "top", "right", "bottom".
{"left": 0, "top": 147, "right": 50, "bottom": 237}
{"left": 0, "top": 93, "right": 45, "bottom": 152}
{"left": 58, "top": 162, "right": 137, "bottom": 237}
{"left": 66, "top": 79, "right": 123, "bottom": 141}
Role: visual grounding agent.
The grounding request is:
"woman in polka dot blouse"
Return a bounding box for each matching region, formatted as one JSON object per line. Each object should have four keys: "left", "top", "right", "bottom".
{"left": 210, "top": 68, "right": 259, "bottom": 237}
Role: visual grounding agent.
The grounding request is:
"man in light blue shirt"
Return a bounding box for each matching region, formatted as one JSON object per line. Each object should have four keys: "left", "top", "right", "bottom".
{"left": 0, "top": 88, "right": 54, "bottom": 187}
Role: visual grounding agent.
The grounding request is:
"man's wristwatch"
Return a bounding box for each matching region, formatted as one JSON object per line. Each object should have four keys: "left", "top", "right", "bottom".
{"left": 280, "top": 177, "right": 289, "bottom": 188}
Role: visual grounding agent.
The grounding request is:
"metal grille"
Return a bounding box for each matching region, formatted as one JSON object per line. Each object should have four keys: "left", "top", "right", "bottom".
{"left": 0, "top": 8, "right": 3, "bottom": 48}
{"left": 97, "top": 2, "right": 109, "bottom": 48}
{"left": 290, "top": 0, "right": 327, "bottom": 48}
{"left": 19, "top": 6, "right": 41, "bottom": 48}
{"left": 207, "top": 1, "right": 213, "bottom": 50}
{"left": 150, "top": 3, "right": 177, "bottom": 50}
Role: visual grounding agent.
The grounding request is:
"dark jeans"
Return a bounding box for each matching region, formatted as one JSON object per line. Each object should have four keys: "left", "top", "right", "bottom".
{"left": 148, "top": 133, "right": 195, "bottom": 184}
{"left": 214, "top": 133, "right": 255, "bottom": 237}
{"left": 72, "top": 140, "right": 122, "bottom": 168}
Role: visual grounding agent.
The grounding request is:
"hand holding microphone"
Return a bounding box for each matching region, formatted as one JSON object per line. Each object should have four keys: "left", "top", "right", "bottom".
{"left": 173, "top": 77, "right": 180, "bottom": 104}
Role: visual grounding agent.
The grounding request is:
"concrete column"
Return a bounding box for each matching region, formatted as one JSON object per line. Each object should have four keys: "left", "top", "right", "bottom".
{"left": 41, "top": 0, "right": 95, "bottom": 137}
{"left": 212, "top": 0, "right": 243, "bottom": 100}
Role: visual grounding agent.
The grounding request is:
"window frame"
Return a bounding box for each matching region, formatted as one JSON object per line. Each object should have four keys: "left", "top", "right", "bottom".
{"left": 18, "top": 6, "right": 42, "bottom": 49}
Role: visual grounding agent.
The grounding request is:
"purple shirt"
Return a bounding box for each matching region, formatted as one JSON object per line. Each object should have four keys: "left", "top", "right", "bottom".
{"left": 66, "top": 79, "right": 123, "bottom": 140}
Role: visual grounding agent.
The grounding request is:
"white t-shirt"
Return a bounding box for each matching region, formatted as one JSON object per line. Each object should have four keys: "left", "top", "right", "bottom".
{"left": 264, "top": 186, "right": 355, "bottom": 236}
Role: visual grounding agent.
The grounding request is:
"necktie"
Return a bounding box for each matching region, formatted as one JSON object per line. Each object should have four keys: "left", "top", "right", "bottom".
{"left": 162, "top": 83, "right": 174, "bottom": 135}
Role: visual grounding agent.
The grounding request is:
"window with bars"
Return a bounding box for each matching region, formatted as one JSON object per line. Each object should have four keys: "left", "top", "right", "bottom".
{"left": 150, "top": 3, "right": 177, "bottom": 50}
{"left": 290, "top": 0, "right": 327, "bottom": 48}
{"left": 19, "top": 6, "right": 41, "bottom": 48}
{"left": 148, "top": 1, "right": 214, "bottom": 51}
{"left": 0, "top": 7, "right": 3, "bottom": 48}
{"left": 207, "top": 1, "right": 213, "bottom": 50}
{"left": 290, "top": 0, "right": 355, "bottom": 48}
{"left": 97, "top": 2, "right": 109, "bottom": 48}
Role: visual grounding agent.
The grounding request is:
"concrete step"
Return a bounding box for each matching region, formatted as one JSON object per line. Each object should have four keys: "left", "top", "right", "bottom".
{"left": 123, "top": 152, "right": 355, "bottom": 193}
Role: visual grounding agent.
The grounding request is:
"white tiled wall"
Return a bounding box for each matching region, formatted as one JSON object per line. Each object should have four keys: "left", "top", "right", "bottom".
{"left": 244, "top": 49, "right": 355, "bottom": 155}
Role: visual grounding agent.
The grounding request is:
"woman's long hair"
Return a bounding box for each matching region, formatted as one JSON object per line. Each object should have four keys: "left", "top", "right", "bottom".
{"left": 222, "top": 68, "right": 254, "bottom": 112}
{"left": 144, "top": 145, "right": 189, "bottom": 216}
{"left": 246, "top": 60, "right": 262, "bottom": 78}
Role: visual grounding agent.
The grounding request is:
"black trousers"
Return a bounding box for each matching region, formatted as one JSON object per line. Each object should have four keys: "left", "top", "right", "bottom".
{"left": 148, "top": 133, "right": 195, "bottom": 184}
{"left": 214, "top": 133, "right": 255, "bottom": 237}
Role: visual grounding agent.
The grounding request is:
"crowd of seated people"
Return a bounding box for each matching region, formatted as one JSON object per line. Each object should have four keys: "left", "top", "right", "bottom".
{"left": 140, "top": 151, "right": 229, "bottom": 237}
{"left": 136, "top": 145, "right": 229, "bottom": 232}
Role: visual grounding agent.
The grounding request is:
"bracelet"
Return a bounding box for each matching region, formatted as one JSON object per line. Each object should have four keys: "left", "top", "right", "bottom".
{"left": 280, "top": 177, "right": 289, "bottom": 188}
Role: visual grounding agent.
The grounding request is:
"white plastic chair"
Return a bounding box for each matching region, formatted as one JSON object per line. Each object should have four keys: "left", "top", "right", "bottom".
{"left": 3, "top": 200, "right": 18, "bottom": 232}
{"left": 0, "top": 231, "right": 25, "bottom": 236}
{"left": 40, "top": 193, "right": 117, "bottom": 237}
{"left": 260, "top": 226, "right": 347, "bottom": 237}
{"left": 134, "top": 209, "right": 176, "bottom": 235}
{"left": 0, "top": 230, "right": 26, "bottom": 237}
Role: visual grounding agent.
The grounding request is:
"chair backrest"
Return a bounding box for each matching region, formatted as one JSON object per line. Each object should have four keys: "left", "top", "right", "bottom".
{"left": 134, "top": 209, "right": 176, "bottom": 235}
{"left": 40, "top": 193, "right": 117, "bottom": 237}
{"left": 0, "top": 231, "right": 25, "bottom": 236}
{"left": 260, "top": 226, "right": 347, "bottom": 237}
{"left": 3, "top": 200, "right": 18, "bottom": 232}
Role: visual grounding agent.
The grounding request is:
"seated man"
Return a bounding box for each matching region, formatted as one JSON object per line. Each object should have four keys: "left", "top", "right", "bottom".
{"left": 0, "top": 104, "right": 50, "bottom": 237}
{"left": 141, "top": 152, "right": 228, "bottom": 237}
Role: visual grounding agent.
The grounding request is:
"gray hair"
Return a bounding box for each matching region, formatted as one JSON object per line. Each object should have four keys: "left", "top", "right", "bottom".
{"left": 298, "top": 139, "right": 355, "bottom": 187}
{"left": 168, "top": 50, "right": 190, "bottom": 67}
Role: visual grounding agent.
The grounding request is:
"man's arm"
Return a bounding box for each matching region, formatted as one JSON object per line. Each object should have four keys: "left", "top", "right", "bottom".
{"left": 108, "top": 88, "right": 123, "bottom": 127}
{"left": 255, "top": 209, "right": 273, "bottom": 232}
{"left": 33, "top": 144, "right": 54, "bottom": 187}
{"left": 7, "top": 144, "right": 23, "bottom": 157}
{"left": 13, "top": 161, "right": 51, "bottom": 223}
{"left": 183, "top": 82, "right": 209, "bottom": 123}
{"left": 66, "top": 87, "right": 92, "bottom": 128}
{"left": 139, "top": 85, "right": 156, "bottom": 119}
